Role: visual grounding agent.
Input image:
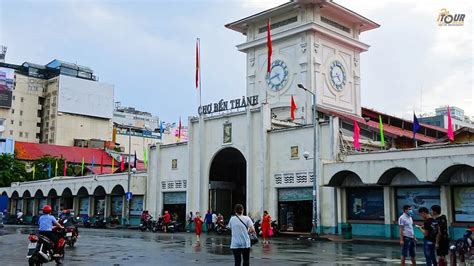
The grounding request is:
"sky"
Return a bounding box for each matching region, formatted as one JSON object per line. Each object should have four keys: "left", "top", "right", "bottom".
{"left": 0, "top": 0, "right": 472, "bottom": 125}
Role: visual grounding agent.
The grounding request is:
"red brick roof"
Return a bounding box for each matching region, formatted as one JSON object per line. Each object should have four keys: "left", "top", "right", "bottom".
{"left": 15, "top": 141, "right": 114, "bottom": 165}
{"left": 318, "top": 107, "right": 440, "bottom": 143}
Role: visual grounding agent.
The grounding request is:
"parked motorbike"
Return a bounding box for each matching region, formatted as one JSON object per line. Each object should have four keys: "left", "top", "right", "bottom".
{"left": 271, "top": 220, "right": 280, "bottom": 237}
{"left": 254, "top": 220, "right": 261, "bottom": 236}
{"left": 26, "top": 227, "right": 66, "bottom": 265}
{"left": 59, "top": 218, "right": 78, "bottom": 247}
{"left": 93, "top": 215, "right": 107, "bottom": 229}
{"left": 81, "top": 215, "right": 91, "bottom": 228}
{"left": 139, "top": 217, "right": 155, "bottom": 232}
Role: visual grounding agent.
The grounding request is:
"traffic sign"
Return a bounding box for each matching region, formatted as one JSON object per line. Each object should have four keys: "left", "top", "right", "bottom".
{"left": 125, "top": 192, "right": 132, "bottom": 201}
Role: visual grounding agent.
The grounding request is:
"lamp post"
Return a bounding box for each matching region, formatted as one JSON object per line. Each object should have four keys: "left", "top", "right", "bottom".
{"left": 126, "top": 126, "right": 131, "bottom": 226}
{"left": 297, "top": 83, "right": 319, "bottom": 238}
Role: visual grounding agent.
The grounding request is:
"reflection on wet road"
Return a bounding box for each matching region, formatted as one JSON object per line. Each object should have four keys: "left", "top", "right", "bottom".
{"left": 0, "top": 225, "right": 407, "bottom": 265}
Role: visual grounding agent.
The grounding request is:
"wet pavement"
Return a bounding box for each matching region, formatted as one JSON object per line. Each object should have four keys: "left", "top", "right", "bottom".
{"left": 0, "top": 225, "right": 409, "bottom": 265}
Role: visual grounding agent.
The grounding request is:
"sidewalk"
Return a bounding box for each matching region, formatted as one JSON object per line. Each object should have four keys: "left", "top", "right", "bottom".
{"left": 279, "top": 231, "right": 400, "bottom": 245}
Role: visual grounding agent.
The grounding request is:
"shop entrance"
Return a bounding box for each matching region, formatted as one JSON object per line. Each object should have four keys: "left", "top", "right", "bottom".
{"left": 163, "top": 192, "right": 186, "bottom": 230}
{"left": 278, "top": 188, "right": 313, "bottom": 232}
{"left": 209, "top": 147, "right": 246, "bottom": 217}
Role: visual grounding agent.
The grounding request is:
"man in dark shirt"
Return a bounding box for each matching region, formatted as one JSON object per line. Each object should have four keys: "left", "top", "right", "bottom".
{"left": 417, "top": 207, "right": 437, "bottom": 266}
{"left": 431, "top": 205, "right": 449, "bottom": 266}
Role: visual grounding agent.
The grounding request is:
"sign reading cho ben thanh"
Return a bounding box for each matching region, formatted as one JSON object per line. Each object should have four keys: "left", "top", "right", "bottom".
{"left": 198, "top": 95, "right": 259, "bottom": 115}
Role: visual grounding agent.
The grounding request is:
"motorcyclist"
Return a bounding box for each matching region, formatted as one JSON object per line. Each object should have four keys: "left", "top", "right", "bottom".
{"left": 38, "top": 205, "right": 64, "bottom": 256}
{"left": 216, "top": 213, "right": 224, "bottom": 228}
{"left": 60, "top": 209, "right": 79, "bottom": 236}
{"left": 140, "top": 210, "right": 152, "bottom": 229}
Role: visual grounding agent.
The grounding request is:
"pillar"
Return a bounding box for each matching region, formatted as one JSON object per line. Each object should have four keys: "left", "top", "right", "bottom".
{"left": 440, "top": 185, "right": 451, "bottom": 224}
{"left": 104, "top": 195, "right": 110, "bottom": 217}
{"left": 383, "top": 186, "right": 393, "bottom": 238}
{"left": 88, "top": 196, "right": 94, "bottom": 216}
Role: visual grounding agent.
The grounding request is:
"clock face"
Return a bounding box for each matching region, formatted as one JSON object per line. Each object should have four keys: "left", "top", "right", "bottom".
{"left": 266, "top": 60, "right": 289, "bottom": 91}
{"left": 329, "top": 60, "right": 346, "bottom": 91}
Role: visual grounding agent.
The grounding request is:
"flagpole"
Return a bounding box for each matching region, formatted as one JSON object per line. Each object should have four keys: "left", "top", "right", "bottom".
{"left": 197, "top": 37, "right": 204, "bottom": 211}
{"left": 198, "top": 38, "right": 202, "bottom": 110}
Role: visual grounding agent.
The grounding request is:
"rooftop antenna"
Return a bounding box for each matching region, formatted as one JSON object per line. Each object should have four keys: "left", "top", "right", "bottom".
{"left": 0, "top": 46, "right": 7, "bottom": 63}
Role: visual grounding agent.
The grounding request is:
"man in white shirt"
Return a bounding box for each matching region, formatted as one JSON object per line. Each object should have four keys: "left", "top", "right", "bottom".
{"left": 212, "top": 212, "right": 218, "bottom": 230}
{"left": 399, "top": 205, "right": 417, "bottom": 266}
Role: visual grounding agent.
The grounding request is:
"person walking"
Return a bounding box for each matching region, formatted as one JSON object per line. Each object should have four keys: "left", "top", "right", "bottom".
{"left": 261, "top": 211, "right": 271, "bottom": 244}
{"left": 417, "top": 207, "right": 437, "bottom": 266}
{"left": 187, "top": 211, "right": 194, "bottom": 232}
{"left": 228, "top": 204, "right": 255, "bottom": 266}
{"left": 194, "top": 212, "right": 203, "bottom": 243}
{"left": 205, "top": 210, "right": 213, "bottom": 233}
{"left": 431, "top": 205, "right": 449, "bottom": 266}
{"left": 163, "top": 210, "right": 171, "bottom": 233}
{"left": 212, "top": 211, "right": 218, "bottom": 230}
{"left": 399, "top": 205, "right": 416, "bottom": 266}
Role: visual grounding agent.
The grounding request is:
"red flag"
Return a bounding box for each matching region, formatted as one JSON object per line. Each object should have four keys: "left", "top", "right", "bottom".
{"left": 195, "top": 39, "right": 199, "bottom": 89}
{"left": 447, "top": 106, "right": 454, "bottom": 141}
{"left": 290, "top": 96, "right": 296, "bottom": 121}
{"left": 178, "top": 117, "right": 182, "bottom": 141}
{"left": 63, "top": 160, "right": 67, "bottom": 176}
{"left": 354, "top": 120, "right": 361, "bottom": 151}
{"left": 100, "top": 155, "right": 104, "bottom": 174}
{"left": 267, "top": 19, "right": 272, "bottom": 74}
{"left": 120, "top": 154, "right": 125, "bottom": 171}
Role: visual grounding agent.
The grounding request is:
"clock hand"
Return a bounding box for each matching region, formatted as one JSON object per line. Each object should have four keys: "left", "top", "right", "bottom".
{"left": 269, "top": 73, "right": 279, "bottom": 81}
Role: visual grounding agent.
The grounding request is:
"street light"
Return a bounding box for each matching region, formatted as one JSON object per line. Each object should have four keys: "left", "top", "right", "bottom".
{"left": 126, "top": 126, "right": 132, "bottom": 226}
{"left": 297, "top": 83, "right": 320, "bottom": 239}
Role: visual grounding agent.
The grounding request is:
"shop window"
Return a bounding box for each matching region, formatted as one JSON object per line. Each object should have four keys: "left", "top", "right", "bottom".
{"left": 453, "top": 187, "right": 474, "bottom": 223}
{"left": 395, "top": 187, "right": 440, "bottom": 221}
{"left": 172, "top": 159, "right": 177, "bottom": 169}
{"left": 290, "top": 146, "right": 299, "bottom": 159}
{"left": 347, "top": 187, "right": 384, "bottom": 220}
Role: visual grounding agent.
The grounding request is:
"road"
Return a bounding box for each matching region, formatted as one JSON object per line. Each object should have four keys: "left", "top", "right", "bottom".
{"left": 0, "top": 225, "right": 406, "bottom": 265}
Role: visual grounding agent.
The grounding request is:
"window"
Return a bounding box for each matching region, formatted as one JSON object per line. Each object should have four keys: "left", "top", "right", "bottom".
{"left": 25, "top": 132, "right": 29, "bottom": 138}
{"left": 19, "top": 121, "right": 22, "bottom": 126}
{"left": 20, "top": 110, "right": 23, "bottom": 116}
{"left": 396, "top": 187, "right": 440, "bottom": 221}
{"left": 9, "top": 130, "right": 13, "bottom": 135}
{"left": 11, "top": 109, "right": 14, "bottom": 114}
{"left": 172, "top": 159, "right": 178, "bottom": 169}
{"left": 223, "top": 123, "right": 232, "bottom": 143}
{"left": 20, "top": 97, "right": 24, "bottom": 102}
{"left": 12, "top": 95, "right": 15, "bottom": 100}
{"left": 453, "top": 187, "right": 474, "bottom": 222}
{"left": 347, "top": 188, "right": 384, "bottom": 220}
{"left": 19, "top": 132, "right": 23, "bottom": 137}
{"left": 290, "top": 146, "right": 299, "bottom": 159}
{"left": 10, "top": 120, "right": 14, "bottom": 125}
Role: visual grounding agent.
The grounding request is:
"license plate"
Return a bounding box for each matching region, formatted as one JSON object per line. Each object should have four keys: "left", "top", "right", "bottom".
{"left": 66, "top": 232, "right": 73, "bottom": 237}
{"left": 28, "top": 243, "right": 37, "bottom": 249}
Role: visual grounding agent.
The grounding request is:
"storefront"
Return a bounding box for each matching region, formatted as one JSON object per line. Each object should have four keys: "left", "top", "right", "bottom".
{"left": 163, "top": 192, "right": 186, "bottom": 229}
{"left": 129, "top": 195, "right": 144, "bottom": 225}
{"left": 278, "top": 188, "right": 312, "bottom": 232}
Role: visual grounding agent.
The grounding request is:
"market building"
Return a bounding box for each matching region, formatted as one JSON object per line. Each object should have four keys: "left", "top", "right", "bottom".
{"left": 145, "top": 0, "right": 474, "bottom": 239}
{"left": 0, "top": 0, "right": 473, "bottom": 240}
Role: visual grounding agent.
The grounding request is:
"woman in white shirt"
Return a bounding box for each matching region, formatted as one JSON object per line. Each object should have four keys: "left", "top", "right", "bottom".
{"left": 228, "top": 204, "right": 255, "bottom": 266}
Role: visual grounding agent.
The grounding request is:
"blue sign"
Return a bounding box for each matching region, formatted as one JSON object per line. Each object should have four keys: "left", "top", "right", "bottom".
{"left": 125, "top": 192, "right": 133, "bottom": 201}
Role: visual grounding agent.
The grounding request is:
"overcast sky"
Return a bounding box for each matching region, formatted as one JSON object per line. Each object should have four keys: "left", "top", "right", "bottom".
{"left": 0, "top": 0, "right": 472, "bottom": 125}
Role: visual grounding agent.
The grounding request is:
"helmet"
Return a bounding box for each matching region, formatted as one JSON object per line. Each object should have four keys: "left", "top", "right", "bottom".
{"left": 62, "top": 209, "right": 71, "bottom": 214}
{"left": 42, "top": 205, "right": 52, "bottom": 214}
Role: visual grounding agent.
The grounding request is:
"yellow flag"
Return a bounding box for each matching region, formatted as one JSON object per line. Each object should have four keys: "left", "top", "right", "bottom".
{"left": 111, "top": 157, "right": 115, "bottom": 173}
{"left": 32, "top": 164, "right": 36, "bottom": 180}
{"left": 55, "top": 160, "right": 58, "bottom": 176}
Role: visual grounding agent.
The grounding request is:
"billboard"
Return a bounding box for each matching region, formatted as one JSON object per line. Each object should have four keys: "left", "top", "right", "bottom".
{"left": 454, "top": 187, "right": 474, "bottom": 222}
{"left": 58, "top": 75, "right": 114, "bottom": 119}
{"left": 396, "top": 187, "right": 440, "bottom": 220}
{"left": 347, "top": 188, "right": 385, "bottom": 220}
{"left": 0, "top": 67, "right": 14, "bottom": 108}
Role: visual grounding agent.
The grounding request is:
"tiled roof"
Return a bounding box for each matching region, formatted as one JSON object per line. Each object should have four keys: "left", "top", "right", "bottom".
{"left": 318, "top": 107, "right": 440, "bottom": 143}
{"left": 15, "top": 141, "right": 114, "bottom": 165}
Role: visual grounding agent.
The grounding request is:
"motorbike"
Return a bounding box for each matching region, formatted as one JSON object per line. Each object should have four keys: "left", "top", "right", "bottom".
{"left": 17, "top": 214, "right": 24, "bottom": 225}
{"left": 254, "top": 220, "right": 261, "bottom": 236}
{"left": 216, "top": 222, "right": 229, "bottom": 235}
{"left": 59, "top": 218, "right": 78, "bottom": 247}
{"left": 153, "top": 218, "right": 176, "bottom": 233}
{"left": 81, "top": 215, "right": 91, "bottom": 228}
{"left": 139, "top": 217, "right": 155, "bottom": 232}
{"left": 450, "top": 227, "right": 474, "bottom": 264}
{"left": 271, "top": 220, "right": 280, "bottom": 237}
{"left": 93, "top": 215, "right": 107, "bottom": 229}
{"left": 254, "top": 219, "right": 279, "bottom": 237}
{"left": 26, "top": 227, "right": 66, "bottom": 266}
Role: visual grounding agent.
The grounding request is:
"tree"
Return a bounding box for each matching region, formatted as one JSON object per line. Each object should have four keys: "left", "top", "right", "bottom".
{"left": 0, "top": 153, "right": 27, "bottom": 187}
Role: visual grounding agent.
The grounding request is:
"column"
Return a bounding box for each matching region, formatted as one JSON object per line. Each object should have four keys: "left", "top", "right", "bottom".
{"left": 88, "top": 196, "right": 94, "bottom": 216}
{"left": 383, "top": 186, "right": 393, "bottom": 238}
{"left": 104, "top": 195, "right": 110, "bottom": 218}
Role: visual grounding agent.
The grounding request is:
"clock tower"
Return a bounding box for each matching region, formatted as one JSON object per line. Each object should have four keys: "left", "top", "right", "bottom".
{"left": 226, "top": 0, "right": 379, "bottom": 121}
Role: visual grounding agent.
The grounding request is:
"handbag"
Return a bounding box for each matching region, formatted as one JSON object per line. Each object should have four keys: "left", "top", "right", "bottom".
{"left": 236, "top": 215, "right": 259, "bottom": 246}
{"left": 269, "top": 227, "right": 274, "bottom": 237}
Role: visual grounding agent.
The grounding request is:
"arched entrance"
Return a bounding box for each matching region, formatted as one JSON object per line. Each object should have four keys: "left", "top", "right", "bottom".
{"left": 209, "top": 147, "right": 246, "bottom": 217}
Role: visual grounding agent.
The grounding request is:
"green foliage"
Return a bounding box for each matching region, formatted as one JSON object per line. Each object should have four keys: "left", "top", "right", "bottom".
{"left": 0, "top": 153, "right": 27, "bottom": 187}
